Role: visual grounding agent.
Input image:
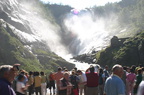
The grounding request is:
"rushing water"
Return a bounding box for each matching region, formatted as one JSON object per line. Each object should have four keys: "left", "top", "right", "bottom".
{"left": 0, "top": 0, "right": 124, "bottom": 69}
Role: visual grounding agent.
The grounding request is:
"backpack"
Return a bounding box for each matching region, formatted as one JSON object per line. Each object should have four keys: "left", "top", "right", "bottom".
{"left": 70, "top": 75, "right": 79, "bottom": 89}
{"left": 99, "top": 73, "right": 103, "bottom": 85}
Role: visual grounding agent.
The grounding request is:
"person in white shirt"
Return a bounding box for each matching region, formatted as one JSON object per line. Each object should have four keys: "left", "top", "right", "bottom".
{"left": 16, "top": 74, "right": 29, "bottom": 95}
{"left": 77, "top": 70, "right": 87, "bottom": 95}
{"left": 137, "top": 81, "right": 144, "bottom": 95}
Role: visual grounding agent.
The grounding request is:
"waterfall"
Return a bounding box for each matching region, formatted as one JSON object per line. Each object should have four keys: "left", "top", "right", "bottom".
{"left": 0, "top": 0, "right": 122, "bottom": 69}
{"left": 0, "top": 0, "right": 70, "bottom": 58}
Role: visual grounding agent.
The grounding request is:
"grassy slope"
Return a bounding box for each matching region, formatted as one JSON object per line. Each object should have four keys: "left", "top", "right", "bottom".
{"left": 0, "top": 21, "right": 75, "bottom": 73}
{"left": 97, "top": 31, "right": 144, "bottom": 68}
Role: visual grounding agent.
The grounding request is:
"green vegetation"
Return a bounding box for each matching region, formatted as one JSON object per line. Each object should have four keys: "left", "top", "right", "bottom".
{"left": 0, "top": 22, "right": 43, "bottom": 71}
{"left": 0, "top": 0, "right": 76, "bottom": 73}
{"left": 0, "top": 21, "right": 75, "bottom": 73}
{"left": 1, "top": 0, "right": 144, "bottom": 71}
{"left": 73, "top": 31, "right": 144, "bottom": 68}
{"left": 97, "top": 31, "right": 144, "bottom": 68}
{"left": 92, "top": 0, "right": 144, "bottom": 37}
{"left": 45, "top": 3, "right": 72, "bottom": 24}
{"left": 72, "top": 0, "right": 144, "bottom": 68}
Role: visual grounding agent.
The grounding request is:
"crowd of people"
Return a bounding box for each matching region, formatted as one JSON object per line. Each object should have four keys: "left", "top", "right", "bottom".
{"left": 0, "top": 63, "right": 144, "bottom": 95}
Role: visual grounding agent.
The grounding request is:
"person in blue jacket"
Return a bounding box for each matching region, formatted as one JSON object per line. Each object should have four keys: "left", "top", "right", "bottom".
{"left": 0, "top": 64, "right": 20, "bottom": 95}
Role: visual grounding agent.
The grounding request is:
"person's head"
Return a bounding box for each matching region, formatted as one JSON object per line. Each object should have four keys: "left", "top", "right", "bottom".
{"left": 64, "top": 69, "right": 68, "bottom": 72}
{"left": 74, "top": 67, "right": 77, "bottom": 71}
{"left": 63, "top": 72, "right": 70, "bottom": 80}
{"left": 63, "top": 67, "right": 66, "bottom": 71}
{"left": 58, "top": 67, "right": 62, "bottom": 72}
{"left": 105, "top": 65, "right": 109, "bottom": 70}
{"left": 40, "top": 71, "right": 45, "bottom": 76}
{"left": 29, "top": 71, "right": 33, "bottom": 75}
{"left": 89, "top": 65, "right": 95, "bottom": 73}
{"left": 112, "top": 64, "right": 124, "bottom": 78}
{"left": 130, "top": 68, "right": 135, "bottom": 73}
{"left": 123, "top": 66, "right": 127, "bottom": 71}
{"left": 137, "top": 68, "right": 142, "bottom": 75}
{"left": 20, "top": 69, "right": 26, "bottom": 75}
{"left": 139, "top": 64, "right": 143, "bottom": 68}
{"left": 35, "top": 72, "right": 40, "bottom": 76}
{"left": 0, "top": 65, "right": 19, "bottom": 82}
{"left": 126, "top": 67, "right": 130, "bottom": 73}
{"left": 77, "top": 70, "right": 82, "bottom": 75}
{"left": 17, "top": 74, "right": 25, "bottom": 82}
{"left": 71, "top": 70, "right": 75, "bottom": 75}
{"left": 131, "top": 65, "right": 136, "bottom": 71}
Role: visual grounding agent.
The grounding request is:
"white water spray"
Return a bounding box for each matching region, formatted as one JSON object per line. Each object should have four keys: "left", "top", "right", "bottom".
{"left": 0, "top": 0, "right": 121, "bottom": 70}
{"left": 63, "top": 11, "right": 119, "bottom": 55}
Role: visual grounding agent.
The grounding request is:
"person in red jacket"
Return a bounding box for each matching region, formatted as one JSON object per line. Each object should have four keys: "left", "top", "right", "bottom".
{"left": 85, "top": 65, "right": 99, "bottom": 95}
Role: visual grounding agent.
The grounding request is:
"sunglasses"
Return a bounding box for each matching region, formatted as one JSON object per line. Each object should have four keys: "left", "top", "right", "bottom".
{"left": 13, "top": 65, "right": 19, "bottom": 71}
{"left": 11, "top": 64, "right": 20, "bottom": 72}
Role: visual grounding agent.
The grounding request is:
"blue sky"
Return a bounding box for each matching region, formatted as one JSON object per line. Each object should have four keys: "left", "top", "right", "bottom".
{"left": 40, "top": 0, "right": 122, "bottom": 9}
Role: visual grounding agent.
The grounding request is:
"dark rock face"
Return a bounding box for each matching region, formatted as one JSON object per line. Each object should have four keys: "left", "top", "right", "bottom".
{"left": 110, "top": 36, "right": 119, "bottom": 47}
{"left": 97, "top": 32, "right": 144, "bottom": 67}
{"left": 110, "top": 36, "right": 129, "bottom": 47}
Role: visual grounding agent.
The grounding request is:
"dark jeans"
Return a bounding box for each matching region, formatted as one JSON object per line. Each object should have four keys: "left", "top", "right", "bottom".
{"left": 35, "top": 86, "right": 41, "bottom": 95}
{"left": 28, "top": 85, "right": 34, "bottom": 95}
{"left": 49, "top": 80, "right": 56, "bottom": 89}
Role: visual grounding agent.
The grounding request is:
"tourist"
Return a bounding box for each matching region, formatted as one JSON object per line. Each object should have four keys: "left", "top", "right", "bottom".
{"left": 49, "top": 72, "right": 56, "bottom": 95}
{"left": 0, "top": 64, "right": 20, "bottom": 95}
{"left": 98, "top": 68, "right": 105, "bottom": 95}
{"left": 137, "top": 80, "right": 144, "bottom": 95}
{"left": 133, "top": 68, "right": 142, "bottom": 95}
{"left": 85, "top": 65, "right": 99, "bottom": 95}
{"left": 40, "top": 71, "right": 47, "bottom": 95}
{"left": 16, "top": 74, "right": 29, "bottom": 95}
{"left": 27, "top": 71, "right": 34, "bottom": 95}
{"left": 103, "top": 65, "right": 110, "bottom": 80}
{"left": 126, "top": 68, "right": 136, "bottom": 95}
{"left": 104, "top": 64, "right": 125, "bottom": 95}
{"left": 54, "top": 67, "right": 64, "bottom": 95}
{"left": 58, "top": 72, "right": 73, "bottom": 95}
{"left": 69, "top": 70, "right": 79, "bottom": 95}
{"left": 34, "top": 72, "right": 42, "bottom": 95}
{"left": 77, "top": 70, "right": 87, "bottom": 95}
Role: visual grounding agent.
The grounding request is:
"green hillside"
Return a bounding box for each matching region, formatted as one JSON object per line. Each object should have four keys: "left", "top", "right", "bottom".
{"left": 95, "top": 0, "right": 144, "bottom": 67}
{"left": 92, "top": 0, "right": 144, "bottom": 37}
{"left": 1, "top": 0, "right": 144, "bottom": 71}
{"left": 71, "top": 0, "right": 144, "bottom": 67}
{"left": 97, "top": 31, "right": 144, "bottom": 67}
{"left": 0, "top": 0, "right": 75, "bottom": 73}
{"left": 72, "top": 31, "right": 144, "bottom": 68}
{"left": 0, "top": 21, "right": 74, "bottom": 73}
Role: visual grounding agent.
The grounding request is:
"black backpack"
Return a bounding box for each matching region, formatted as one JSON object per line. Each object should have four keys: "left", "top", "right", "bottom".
{"left": 98, "top": 73, "right": 103, "bottom": 85}
{"left": 70, "top": 75, "right": 79, "bottom": 88}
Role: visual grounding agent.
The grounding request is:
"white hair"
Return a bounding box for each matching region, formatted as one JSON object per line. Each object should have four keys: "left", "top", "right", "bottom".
{"left": 0, "top": 65, "right": 13, "bottom": 78}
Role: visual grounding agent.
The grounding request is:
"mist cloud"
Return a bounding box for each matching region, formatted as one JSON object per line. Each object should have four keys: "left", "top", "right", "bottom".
{"left": 61, "top": 10, "right": 119, "bottom": 55}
